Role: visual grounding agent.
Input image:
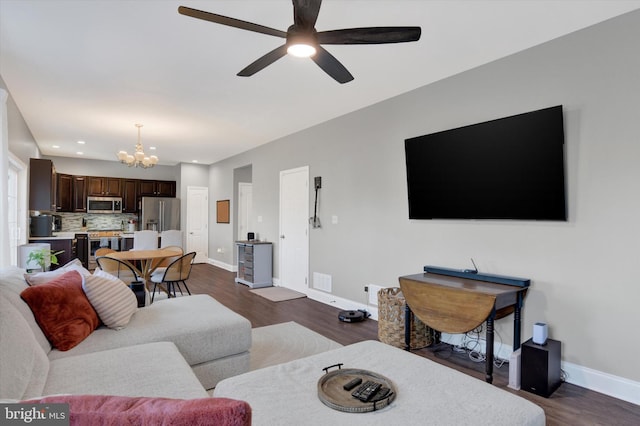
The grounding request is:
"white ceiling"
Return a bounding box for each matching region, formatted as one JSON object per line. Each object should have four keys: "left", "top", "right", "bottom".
{"left": 1, "top": 0, "right": 639, "bottom": 166}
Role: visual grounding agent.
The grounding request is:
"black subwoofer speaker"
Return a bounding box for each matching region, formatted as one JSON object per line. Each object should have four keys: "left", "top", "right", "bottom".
{"left": 521, "top": 338, "right": 562, "bottom": 397}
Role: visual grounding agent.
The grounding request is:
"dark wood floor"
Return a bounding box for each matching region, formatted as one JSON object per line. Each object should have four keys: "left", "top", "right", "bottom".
{"left": 187, "top": 264, "right": 639, "bottom": 425}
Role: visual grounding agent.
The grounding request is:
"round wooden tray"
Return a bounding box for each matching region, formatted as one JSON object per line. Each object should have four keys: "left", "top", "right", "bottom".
{"left": 317, "top": 367, "right": 397, "bottom": 413}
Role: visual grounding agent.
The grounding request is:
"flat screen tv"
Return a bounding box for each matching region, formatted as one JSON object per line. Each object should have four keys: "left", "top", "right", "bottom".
{"left": 404, "top": 105, "right": 566, "bottom": 221}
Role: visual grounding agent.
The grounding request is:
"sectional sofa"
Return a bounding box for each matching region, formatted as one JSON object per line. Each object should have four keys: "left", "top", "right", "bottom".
{"left": 0, "top": 265, "right": 251, "bottom": 401}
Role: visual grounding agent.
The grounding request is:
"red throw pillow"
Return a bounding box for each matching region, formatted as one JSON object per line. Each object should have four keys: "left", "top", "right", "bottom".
{"left": 21, "top": 270, "right": 100, "bottom": 351}
{"left": 27, "top": 395, "right": 252, "bottom": 426}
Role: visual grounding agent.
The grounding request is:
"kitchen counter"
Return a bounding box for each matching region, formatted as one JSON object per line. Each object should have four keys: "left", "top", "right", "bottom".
{"left": 30, "top": 232, "right": 84, "bottom": 240}
{"left": 30, "top": 231, "right": 137, "bottom": 241}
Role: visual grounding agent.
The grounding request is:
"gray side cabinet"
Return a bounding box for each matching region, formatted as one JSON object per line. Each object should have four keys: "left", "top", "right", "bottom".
{"left": 235, "top": 241, "right": 272, "bottom": 288}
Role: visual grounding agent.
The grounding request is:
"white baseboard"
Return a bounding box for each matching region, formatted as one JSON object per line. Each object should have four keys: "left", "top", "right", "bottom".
{"left": 208, "top": 258, "right": 234, "bottom": 272}
{"left": 305, "top": 288, "right": 379, "bottom": 321}
{"left": 207, "top": 262, "right": 640, "bottom": 405}
{"left": 561, "top": 361, "right": 640, "bottom": 406}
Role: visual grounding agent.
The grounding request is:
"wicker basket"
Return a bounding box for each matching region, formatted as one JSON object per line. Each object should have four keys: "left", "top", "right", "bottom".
{"left": 377, "top": 287, "right": 433, "bottom": 349}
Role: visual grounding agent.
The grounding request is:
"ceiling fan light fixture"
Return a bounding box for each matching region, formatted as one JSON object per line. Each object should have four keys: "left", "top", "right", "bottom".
{"left": 286, "top": 30, "right": 317, "bottom": 58}
{"left": 287, "top": 43, "right": 316, "bottom": 58}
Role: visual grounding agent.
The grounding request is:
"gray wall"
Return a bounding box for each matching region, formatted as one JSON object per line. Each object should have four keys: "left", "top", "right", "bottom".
{"left": 2, "top": 75, "right": 39, "bottom": 162}
{"left": 207, "top": 10, "right": 640, "bottom": 383}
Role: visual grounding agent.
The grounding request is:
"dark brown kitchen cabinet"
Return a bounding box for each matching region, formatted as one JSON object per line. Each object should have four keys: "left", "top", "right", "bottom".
{"left": 139, "top": 180, "right": 176, "bottom": 197}
{"left": 156, "top": 180, "right": 176, "bottom": 197}
{"left": 56, "top": 173, "right": 73, "bottom": 212}
{"left": 122, "top": 179, "right": 138, "bottom": 213}
{"left": 57, "top": 174, "right": 87, "bottom": 212}
{"left": 29, "top": 158, "right": 56, "bottom": 212}
{"left": 73, "top": 176, "right": 87, "bottom": 212}
{"left": 87, "top": 176, "right": 122, "bottom": 196}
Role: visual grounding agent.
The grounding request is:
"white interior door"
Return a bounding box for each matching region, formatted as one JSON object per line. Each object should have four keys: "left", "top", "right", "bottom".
{"left": 279, "top": 166, "right": 309, "bottom": 292}
{"left": 186, "top": 186, "right": 208, "bottom": 263}
{"left": 238, "top": 182, "right": 252, "bottom": 241}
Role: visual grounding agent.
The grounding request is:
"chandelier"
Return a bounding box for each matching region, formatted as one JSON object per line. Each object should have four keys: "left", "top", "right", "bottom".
{"left": 117, "top": 124, "right": 158, "bottom": 168}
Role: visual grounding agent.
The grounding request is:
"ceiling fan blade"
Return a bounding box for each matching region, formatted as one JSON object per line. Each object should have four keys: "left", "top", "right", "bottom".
{"left": 292, "top": 0, "right": 322, "bottom": 29}
{"left": 317, "top": 27, "right": 421, "bottom": 44}
{"left": 311, "top": 46, "right": 354, "bottom": 84}
{"left": 237, "top": 45, "right": 289, "bottom": 77}
{"left": 178, "top": 6, "right": 287, "bottom": 38}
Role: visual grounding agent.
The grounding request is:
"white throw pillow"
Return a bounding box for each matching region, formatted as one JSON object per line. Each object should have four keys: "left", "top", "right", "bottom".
{"left": 24, "top": 258, "right": 92, "bottom": 286}
{"left": 82, "top": 274, "right": 138, "bottom": 330}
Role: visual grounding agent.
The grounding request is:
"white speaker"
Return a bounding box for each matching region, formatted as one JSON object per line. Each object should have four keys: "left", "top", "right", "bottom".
{"left": 508, "top": 348, "right": 521, "bottom": 390}
{"left": 533, "top": 322, "right": 548, "bottom": 345}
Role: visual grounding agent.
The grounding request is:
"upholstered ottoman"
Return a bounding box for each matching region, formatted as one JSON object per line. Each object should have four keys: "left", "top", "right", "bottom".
{"left": 214, "top": 340, "right": 545, "bottom": 425}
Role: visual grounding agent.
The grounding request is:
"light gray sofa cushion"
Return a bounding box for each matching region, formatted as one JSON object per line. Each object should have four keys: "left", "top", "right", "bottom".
{"left": 42, "top": 342, "right": 208, "bottom": 400}
{"left": 47, "top": 295, "right": 252, "bottom": 366}
{"left": 0, "top": 294, "right": 49, "bottom": 400}
{"left": 0, "top": 267, "right": 52, "bottom": 353}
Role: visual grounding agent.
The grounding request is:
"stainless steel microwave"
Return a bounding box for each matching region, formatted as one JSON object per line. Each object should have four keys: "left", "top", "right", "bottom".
{"left": 87, "top": 196, "right": 122, "bottom": 214}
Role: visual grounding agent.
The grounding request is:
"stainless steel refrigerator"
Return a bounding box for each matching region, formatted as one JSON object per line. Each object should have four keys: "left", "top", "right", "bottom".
{"left": 138, "top": 197, "right": 180, "bottom": 231}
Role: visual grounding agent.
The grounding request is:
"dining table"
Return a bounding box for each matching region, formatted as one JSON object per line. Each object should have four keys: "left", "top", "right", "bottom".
{"left": 106, "top": 248, "right": 178, "bottom": 287}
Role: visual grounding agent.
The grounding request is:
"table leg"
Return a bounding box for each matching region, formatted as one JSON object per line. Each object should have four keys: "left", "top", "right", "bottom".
{"left": 404, "top": 304, "right": 412, "bottom": 352}
{"left": 513, "top": 291, "right": 524, "bottom": 350}
{"left": 485, "top": 310, "right": 496, "bottom": 383}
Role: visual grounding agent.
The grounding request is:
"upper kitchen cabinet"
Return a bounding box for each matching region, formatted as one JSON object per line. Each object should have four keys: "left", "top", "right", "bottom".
{"left": 72, "top": 176, "right": 88, "bottom": 212}
{"left": 29, "top": 158, "right": 56, "bottom": 212}
{"left": 122, "top": 179, "right": 138, "bottom": 213}
{"left": 87, "top": 176, "right": 122, "bottom": 197}
{"left": 56, "top": 174, "right": 88, "bottom": 212}
{"left": 139, "top": 180, "right": 176, "bottom": 197}
{"left": 56, "top": 173, "right": 73, "bottom": 212}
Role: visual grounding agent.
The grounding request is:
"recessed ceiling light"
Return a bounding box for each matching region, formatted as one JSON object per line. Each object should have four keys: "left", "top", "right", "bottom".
{"left": 192, "top": 160, "right": 198, "bottom": 163}
{"left": 149, "top": 146, "right": 156, "bottom": 150}
{"left": 52, "top": 145, "right": 60, "bottom": 149}
{"left": 77, "top": 140, "right": 86, "bottom": 145}
{"left": 76, "top": 152, "right": 84, "bottom": 155}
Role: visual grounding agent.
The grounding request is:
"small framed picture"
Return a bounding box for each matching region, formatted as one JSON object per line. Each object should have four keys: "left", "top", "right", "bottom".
{"left": 216, "top": 199, "right": 230, "bottom": 223}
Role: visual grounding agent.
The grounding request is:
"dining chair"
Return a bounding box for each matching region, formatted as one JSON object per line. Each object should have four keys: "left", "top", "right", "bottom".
{"left": 133, "top": 230, "right": 159, "bottom": 250}
{"left": 149, "top": 245, "right": 183, "bottom": 277}
{"left": 95, "top": 247, "right": 115, "bottom": 257}
{"left": 150, "top": 252, "right": 196, "bottom": 302}
{"left": 160, "top": 230, "right": 183, "bottom": 249}
{"left": 95, "top": 256, "right": 140, "bottom": 285}
{"left": 93, "top": 248, "right": 116, "bottom": 271}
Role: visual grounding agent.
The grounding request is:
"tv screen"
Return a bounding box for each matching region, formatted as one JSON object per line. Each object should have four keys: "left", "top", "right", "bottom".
{"left": 405, "top": 105, "right": 566, "bottom": 221}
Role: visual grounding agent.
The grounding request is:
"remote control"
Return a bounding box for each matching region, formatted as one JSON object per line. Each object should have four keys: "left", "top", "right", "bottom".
{"left": 351, "top": 380, "right": 382, "bottom": 402}
{"left": 369, "top": 386, "right": 392, "bottom": 402}
{"left": 343, "top": 377, "right": 362, "bottom": 391}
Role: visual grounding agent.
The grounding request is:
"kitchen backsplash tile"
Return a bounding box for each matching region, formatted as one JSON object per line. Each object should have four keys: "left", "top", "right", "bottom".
{"left": 58, "top": 212, "right": 138, "bottom": 232}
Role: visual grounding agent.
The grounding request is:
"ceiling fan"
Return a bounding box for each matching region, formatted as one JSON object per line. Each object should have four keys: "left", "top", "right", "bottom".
{"left": 178, "top": 0, "right": 421, "bottom": 84}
